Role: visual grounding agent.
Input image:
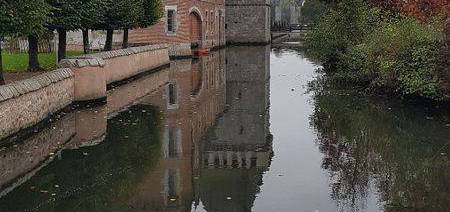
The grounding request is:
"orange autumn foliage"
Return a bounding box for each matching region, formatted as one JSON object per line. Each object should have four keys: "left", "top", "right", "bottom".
{"left": 370, "top": 0, "right": 449, "bottom": 21}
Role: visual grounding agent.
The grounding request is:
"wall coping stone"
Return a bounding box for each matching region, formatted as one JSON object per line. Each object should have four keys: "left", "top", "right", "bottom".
{"left": 78, "top": 44, "right": 168, "bottom": 60}
{"left": 58, "top": 44, "right": 169, "bottom": 69}
{"left": 0, "top": 68, "right": 74, "bottom": 103}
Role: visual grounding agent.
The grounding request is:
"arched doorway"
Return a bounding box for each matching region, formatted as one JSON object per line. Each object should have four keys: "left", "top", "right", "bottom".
{"left": 189, "top": 11, "right": 202, "bottom": 46}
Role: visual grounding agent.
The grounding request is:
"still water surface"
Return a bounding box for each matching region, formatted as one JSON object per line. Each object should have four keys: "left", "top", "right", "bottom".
{"left": 0, "top": 46, "right": 449, "bottom": 212}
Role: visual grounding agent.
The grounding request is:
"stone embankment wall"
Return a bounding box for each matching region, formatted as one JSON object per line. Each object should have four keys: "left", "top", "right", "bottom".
{"left": 0, "top": 44, "right": 170, "bottom": 141}
{"left": 0, "top": 69, "right": 74, "bottom": 140}
{"left": 59, "top": 44, "right": 170, "bottom": 102}
{"left": 0, "top": 65, "right": 171, "bottom": 195}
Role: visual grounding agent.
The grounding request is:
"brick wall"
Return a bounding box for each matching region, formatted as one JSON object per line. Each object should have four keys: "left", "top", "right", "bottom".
{"left": 129, "top": 0, "right": 226, "bottom": 49}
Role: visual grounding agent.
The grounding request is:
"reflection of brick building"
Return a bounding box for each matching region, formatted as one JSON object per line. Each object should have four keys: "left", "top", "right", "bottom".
{"left": 129, "top": 50, "right": 226, "bottom": 210}
{"left": 194, "top": 46, "right": 272, "bottom": 211}
{"left": 129, "top": 0, "right": 226, "bottom": 49}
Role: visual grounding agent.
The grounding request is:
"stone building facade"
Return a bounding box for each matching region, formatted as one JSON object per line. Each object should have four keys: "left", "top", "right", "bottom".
{"left": 225, "top": 0, "right": 271, "bottom": 44}
{"left": 129, "top": 0, "right": 226, "bottom": 49}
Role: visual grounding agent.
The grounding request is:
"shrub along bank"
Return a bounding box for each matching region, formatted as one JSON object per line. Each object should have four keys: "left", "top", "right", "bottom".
{"left": 305, "top": 0, "right": 449, "bottom": 102}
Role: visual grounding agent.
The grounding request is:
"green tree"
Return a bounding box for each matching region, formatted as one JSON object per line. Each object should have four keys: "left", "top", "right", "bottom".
{"left": 305, "top": 0, "right": 380, "bottom": 69}
{"left": 8, "top": 0, "right": 52, "bottom": 72}
{"left": 0, "top": 0, "right": 15, "bottom": 84}
{"left": 80, "top": 0, "right": 107, "bottom": 54}
{"left": 122, "top": 0, "right": 163, "bottom": 48}
{"left": 99, "top": 0, "right": 163, "bottom": 50}
{"left": 98, "top": 0, "right": 141, "bottom": 51}
{"left": 46, "top": 0, "right": 107, "bottom": 61}
{"left": 300, "top": 0, "right": 329, "bottom": 25}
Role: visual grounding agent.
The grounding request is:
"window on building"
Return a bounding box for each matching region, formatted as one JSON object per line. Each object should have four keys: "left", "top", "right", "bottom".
{"left": 167, "top": 169, "right": 177, "bottom": 204}
{"left": 211, "top": 11, "right": 214, "bottom": 33}
{"left": 168, "top": 128, "right": 177, "bottom": 158}
{"left": 169, "top": 83, "right": 176, "bottom": 105}
{"left": 167, "top": 9, "right": 175, "bottom": 33}
{"left": 205, "top": 12, "right": 209, "bottom": 34}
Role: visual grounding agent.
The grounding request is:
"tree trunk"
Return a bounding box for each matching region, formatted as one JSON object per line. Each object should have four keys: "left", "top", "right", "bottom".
{"left": 0, "top": 43, "right": 5, "bottom": 85}
{"left": 47, "top": 38, "right": 52, "bottom": 53}
{"left": 122, "top": 28, "right": 129, "bottom": 49}
{"left": 82, "top": 29, "right": 89, "bottom": 54}
{"left": 57, "top": 29, "right": 67, "bottom": 62}
{"left": 104, "top": 29, "right": 114, "bottom": 51}
{"left": 28, "top": 35, "right": 41, "bottom": 72}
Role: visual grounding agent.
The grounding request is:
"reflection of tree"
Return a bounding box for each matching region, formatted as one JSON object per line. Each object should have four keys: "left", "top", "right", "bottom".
{"left": 0, "top": 105, "right": 163, "bottom": 212}
{"left": 309, "top": 75, "right": 450, "bottom": 212}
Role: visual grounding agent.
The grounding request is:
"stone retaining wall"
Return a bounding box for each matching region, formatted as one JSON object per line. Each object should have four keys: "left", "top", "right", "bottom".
{"left": 0, "top": 69, "right": 74, "bottom": 140}
{"left": 59, "top": 44, "right": 170, "bottom": 101}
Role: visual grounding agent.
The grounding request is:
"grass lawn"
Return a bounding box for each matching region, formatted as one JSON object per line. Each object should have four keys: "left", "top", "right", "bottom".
{"left": 2, "top": 51, "right": 84, "bottom": 72}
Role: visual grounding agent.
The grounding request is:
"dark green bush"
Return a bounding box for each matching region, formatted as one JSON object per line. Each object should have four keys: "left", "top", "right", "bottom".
{"left": 305, "top": 0, "right": 448, "bottom": 101}
{"left": 342, "top": 18, "right": 445, "bottom": 99}
{"left": 305, "top": 0, "right": 381, "bottom": 66}
{"left": 301, "top": 0, "right": 329, "bottom": 25}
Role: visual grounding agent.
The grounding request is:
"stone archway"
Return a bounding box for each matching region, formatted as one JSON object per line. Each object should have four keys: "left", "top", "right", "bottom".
{"left": 189, "top": 11, "right": 203, "bottom": 45}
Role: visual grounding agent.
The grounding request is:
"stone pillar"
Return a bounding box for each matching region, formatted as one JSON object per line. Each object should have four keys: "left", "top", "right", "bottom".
{"left": 58, "top": 57, "right": 106, "bottom": 102}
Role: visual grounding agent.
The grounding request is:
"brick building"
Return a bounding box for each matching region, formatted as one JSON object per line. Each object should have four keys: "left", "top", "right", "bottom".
{"left": 129, "top": 0, "right": 226, "bottom": 49}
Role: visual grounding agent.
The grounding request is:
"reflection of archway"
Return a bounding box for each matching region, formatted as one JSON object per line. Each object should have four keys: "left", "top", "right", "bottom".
{"left": 189, "top": 10, "right": 202, "bottom": 44}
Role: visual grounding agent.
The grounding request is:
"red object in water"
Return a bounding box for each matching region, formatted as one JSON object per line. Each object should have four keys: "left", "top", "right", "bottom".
{"left": 193, "top": 48, "right": 210, "bottom": 56}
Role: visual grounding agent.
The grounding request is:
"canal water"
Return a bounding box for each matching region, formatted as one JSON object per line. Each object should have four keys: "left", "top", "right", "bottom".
{"left": 0, "top": 45, "right": 449, "bottom": 211}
